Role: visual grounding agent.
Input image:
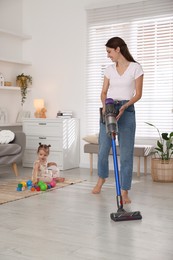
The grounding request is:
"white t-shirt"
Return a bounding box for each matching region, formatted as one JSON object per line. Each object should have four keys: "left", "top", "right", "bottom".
{"left": 104, "top": 62, "right": 144, "bottom": 100}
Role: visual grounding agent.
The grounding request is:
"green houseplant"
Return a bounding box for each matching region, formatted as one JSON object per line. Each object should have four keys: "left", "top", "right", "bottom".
{"left": 16, "top": 73, "right": 32, "bottom": 106}
{"left": 146, "top": 122, "right": 173, "bottom": 182}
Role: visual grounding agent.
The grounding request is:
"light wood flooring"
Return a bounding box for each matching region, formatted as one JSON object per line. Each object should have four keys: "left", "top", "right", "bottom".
{"left": 0, "top": 165, "right": 173, "bottom": 260}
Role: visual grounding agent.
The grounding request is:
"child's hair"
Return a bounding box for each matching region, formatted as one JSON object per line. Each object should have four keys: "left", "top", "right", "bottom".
{"left": 37, "top": 143, "right": 51, "bottom": 155}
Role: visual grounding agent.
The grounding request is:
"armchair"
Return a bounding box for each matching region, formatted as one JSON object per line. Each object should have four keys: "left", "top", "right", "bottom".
{"left": 0, "top": 131, "right": 26, "bottom": 176}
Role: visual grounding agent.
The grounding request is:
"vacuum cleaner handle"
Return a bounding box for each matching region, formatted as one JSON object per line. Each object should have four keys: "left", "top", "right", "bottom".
{"left": 111, "top": 136, "right": 121, "bottom": 196}
{"left": 105, "top": 98, "right": 123, "bottom": 209}
{"left": 111, "top": 136, "right": 123, "bottom": 210}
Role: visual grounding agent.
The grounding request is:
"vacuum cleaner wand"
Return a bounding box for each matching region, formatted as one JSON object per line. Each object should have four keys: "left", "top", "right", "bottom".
{"left": 105, "top": 98, "right": 142, "bottom": 222}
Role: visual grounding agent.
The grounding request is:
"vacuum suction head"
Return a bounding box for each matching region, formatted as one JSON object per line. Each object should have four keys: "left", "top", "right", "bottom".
{"left": 110, "top": 210, "right": 142, "bottom": 222}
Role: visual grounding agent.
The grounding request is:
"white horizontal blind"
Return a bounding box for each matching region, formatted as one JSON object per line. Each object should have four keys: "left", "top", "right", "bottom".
{"left": 86, "top": 0, "right": 173, "bottom": 138}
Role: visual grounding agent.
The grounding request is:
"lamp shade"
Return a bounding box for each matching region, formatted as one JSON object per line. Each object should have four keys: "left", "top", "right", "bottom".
{"left": 34, "top": 99, "right": 44, "bottom": 109}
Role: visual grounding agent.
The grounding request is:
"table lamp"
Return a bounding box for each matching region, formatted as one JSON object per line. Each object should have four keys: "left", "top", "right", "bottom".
{"left": 34, "top": 99, "right": 45, "bottom": 118}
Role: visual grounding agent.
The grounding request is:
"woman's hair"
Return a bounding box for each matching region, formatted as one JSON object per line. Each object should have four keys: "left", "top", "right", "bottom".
{"left": 37, "top": 143, "right": 51, "bottom": 155}
{"left": 105, "top": 37, "right": 136, "bottom": 62}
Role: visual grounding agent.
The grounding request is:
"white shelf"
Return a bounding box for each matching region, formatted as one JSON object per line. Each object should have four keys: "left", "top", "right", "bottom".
{"left": 0, "top": 86, "right": 31, "bottom": 91}
{"left": 0, "top": 86, "right": 20, "bottom": 90}
{"left": 0, "top": 28, "right": 31, "bottom": 40}
{"left": 0, "top": 57, "right": 32, "bottom": 65}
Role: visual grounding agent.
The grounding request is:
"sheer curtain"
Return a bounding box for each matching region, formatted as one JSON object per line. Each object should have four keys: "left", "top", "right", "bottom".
{"left": 86, "top": 0, "right": 173, "bottom": 138}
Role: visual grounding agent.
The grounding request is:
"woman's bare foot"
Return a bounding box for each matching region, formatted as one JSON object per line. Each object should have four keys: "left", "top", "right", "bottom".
{"left": 121, "top": 190, "right": 131, "bottom": 204}
{"left": 92, "top": 178, "right": 105, "bottom": 194}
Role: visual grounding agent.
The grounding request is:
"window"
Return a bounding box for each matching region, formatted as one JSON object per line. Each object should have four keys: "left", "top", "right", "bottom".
{"left": 86, "top": 0, "right": 173, "bottom": 138}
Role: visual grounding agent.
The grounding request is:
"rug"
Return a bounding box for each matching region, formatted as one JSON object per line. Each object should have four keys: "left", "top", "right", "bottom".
{"left": 0, "top": 177, "right": 83, "bottom": 205}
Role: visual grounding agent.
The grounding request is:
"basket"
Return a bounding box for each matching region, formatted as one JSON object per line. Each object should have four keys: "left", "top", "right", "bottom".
{"left": 151, "top": 158, "right": 173, "bottom": 182}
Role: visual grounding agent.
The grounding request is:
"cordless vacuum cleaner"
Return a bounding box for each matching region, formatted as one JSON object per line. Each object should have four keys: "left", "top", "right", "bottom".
{"left": 105, "top": 98, "right": 142, "bottom": 222}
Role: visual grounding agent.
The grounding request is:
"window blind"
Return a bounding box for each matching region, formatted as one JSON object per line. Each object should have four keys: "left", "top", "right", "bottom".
{"left": 86, "top": 0, "right": 173, "bottom": 138}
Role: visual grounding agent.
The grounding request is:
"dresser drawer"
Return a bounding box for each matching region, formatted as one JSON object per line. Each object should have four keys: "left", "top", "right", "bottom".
{"left": 26, "top": 136, "right": 63, "bottom": 151}
{"left": 23, "top": 122, "right": 63, "bottom": 137}
{"left": 23, "top": 118, "right": 80, "bottom": 170}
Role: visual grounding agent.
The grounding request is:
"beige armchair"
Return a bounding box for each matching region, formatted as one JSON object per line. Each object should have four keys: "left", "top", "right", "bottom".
{"left": 0, "top": 131, "right": 26, "bottom": 176}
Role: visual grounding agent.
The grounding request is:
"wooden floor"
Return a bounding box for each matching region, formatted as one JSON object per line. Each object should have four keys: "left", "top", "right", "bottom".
{"left": 0, "top": 165, "right": 173, "bottom": 260}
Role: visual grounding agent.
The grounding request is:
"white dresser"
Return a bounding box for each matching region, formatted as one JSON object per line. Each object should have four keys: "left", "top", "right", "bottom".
{"left": 22, "top": 118, "right": 80, "bottom": 170}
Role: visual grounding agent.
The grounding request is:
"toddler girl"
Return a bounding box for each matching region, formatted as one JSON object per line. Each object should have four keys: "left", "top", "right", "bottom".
{"left": 32, "top": 143, "right": 60, "bottom": 184}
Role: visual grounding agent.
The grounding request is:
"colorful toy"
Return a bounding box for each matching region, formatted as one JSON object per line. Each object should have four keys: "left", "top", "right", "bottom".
{"left": 27, "top": 180, "right": 32, "bottom": 187}
{"left": 20, "top": 181, "right": 27, "bottom": 187}
{"left": 50, "top": 180, "right": 56, "bottom": 188}
{"left": 37, "top": 180, "right": 44, "bottom": 187}
{"left": 40, "top": 183, "right": 47, "bottom": 191}
{"left": 16, "top": 183, "right": 23, "bottom": 191}
{"left": 16, "top": 180, "right": 34, "bottom": 192}
{"left": 35, "top": 186, "right": 41, "bottom": 191}
{"left": 47, "top": 184, "right": 51, "bottom": 189}
{"left": 16, "top": 179, "right": 57, "bottom": 192}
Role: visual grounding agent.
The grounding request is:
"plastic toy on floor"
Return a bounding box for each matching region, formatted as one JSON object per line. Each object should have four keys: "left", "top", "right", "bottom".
{"left": 16, "top": 179, "right": 57, "bottom": 192}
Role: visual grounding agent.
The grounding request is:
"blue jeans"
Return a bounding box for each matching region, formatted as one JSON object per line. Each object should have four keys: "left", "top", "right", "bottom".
{"left": 98, "top": 102, "right": 136, "bottom": 190}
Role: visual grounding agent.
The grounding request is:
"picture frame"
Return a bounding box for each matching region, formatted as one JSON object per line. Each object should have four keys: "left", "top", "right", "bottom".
{"left": 16, "top": 110, "right": 31, "bottom": 123}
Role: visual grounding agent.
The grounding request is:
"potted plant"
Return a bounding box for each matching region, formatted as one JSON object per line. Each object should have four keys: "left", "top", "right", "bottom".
{"left": 146, "top": 122, "right": 173, "bottom": 182}
{"left": 16, "top": 73, "right": 32, "bottom": 106}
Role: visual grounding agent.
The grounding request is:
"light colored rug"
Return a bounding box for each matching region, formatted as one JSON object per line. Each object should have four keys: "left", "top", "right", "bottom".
{"left": 0, "top": 177, "right": 83, "bottom": 205}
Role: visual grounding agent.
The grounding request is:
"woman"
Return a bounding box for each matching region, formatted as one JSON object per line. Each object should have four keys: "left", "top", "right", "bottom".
{"left": 92, "top": 37, "right": 144, "bottom": 204}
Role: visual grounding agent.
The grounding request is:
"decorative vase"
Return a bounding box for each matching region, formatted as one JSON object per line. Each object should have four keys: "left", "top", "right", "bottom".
{"left": 151, "top": 158, "right": 173, "bottom": 182}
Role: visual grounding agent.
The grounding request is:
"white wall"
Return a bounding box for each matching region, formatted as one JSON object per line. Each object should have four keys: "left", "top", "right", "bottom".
{"left": 0, "top": 0, "right": 148, "bottom": 173}
{"left": 0, "top": 0, "right": 24, "bottom": 122}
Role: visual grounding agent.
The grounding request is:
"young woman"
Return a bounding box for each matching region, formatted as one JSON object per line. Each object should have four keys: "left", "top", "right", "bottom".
{"left": 92, "top": 37, "right": 144, "bottom": 204}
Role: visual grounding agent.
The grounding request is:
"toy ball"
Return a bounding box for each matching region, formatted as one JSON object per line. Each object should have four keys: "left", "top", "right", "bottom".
{"left": 18, "top": 183, "right": 23, "bottom": 188}
{"left": 27, "top": 180, "right": 32, "bottom": 187}
{"left": 40, "top": 183, "right": 47, "bottom": 191}
{"left": 20, "top": 181, "right": 27, "bottom": 187}
{"left": 35, "top": 186, "right": 41, "bottom": 191}
{"left": 16, "top": 187, "right": 22, "bottom": 191}
{"left": 50, "top": 180, "right": 56, "bottom": 188}
{"left": 27, "top": 186, "right": 32, "bottom": 190}
{"left": 31, "top": 187, "right": 36, "bottom": 192}
{"left": 47, "top": 184, "right": 51, "bottom": 189}
{"left": 37, "top": 181, "right": 44, "bottom": 187}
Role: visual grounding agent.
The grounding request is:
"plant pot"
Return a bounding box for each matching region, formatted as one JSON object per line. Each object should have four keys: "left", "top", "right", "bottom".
{"left": 151, "top": 158, "right": 173, "bottom": 182}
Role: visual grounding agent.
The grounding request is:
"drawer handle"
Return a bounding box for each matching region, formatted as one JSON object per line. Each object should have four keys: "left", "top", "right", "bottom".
{"left": 38, "top": 123, "right": 47, "bottom": 125}
{"left": 39, "top": 137, "right": 46, "bottom": 139}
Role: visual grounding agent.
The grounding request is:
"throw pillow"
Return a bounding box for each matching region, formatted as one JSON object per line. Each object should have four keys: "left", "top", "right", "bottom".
{"left": 82, "top": 134, "right": 99, "bottom": 144}
{"left": 0, "top": 130, "right": 15, "bottom": 144}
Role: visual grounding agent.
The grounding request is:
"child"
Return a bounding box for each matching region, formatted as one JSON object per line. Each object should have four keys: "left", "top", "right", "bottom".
{"left": 32, "top": 143, "right": 62, "bottom": 184}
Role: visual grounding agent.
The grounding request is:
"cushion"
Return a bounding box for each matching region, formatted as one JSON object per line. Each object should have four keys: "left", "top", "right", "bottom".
{"left": 82, "top": 134, "right": 99, "bottom": 144}
{"left": 0, "top": 130, "right": 15, "bottom": 144}
{"left": 0, "top": 144, "right": 21, "bottom": 157}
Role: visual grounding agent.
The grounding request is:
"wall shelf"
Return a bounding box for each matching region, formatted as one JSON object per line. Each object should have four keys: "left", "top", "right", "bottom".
{"left": 0, "top": 86, "right": 20, "bottom": 90}
{"left": 0, "top": 57, "right": 32, "bottom": 65}
{"left": 0, "top": 86, "right": 31, "bottom": 91}
{"left": 0, "top": 28, "right": 32, "bottom": 40}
